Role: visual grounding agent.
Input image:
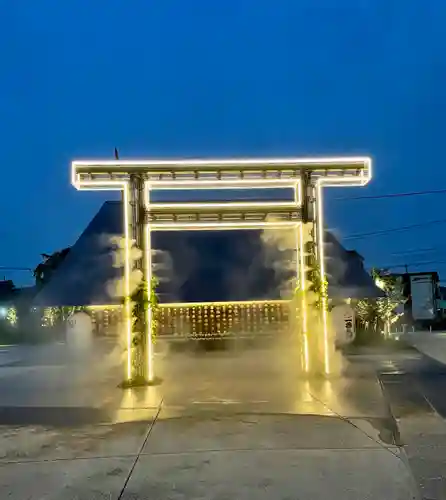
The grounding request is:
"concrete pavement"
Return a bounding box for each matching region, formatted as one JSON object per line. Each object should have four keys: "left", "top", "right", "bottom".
{"left": 375, "top": 333, "right": 446, "bottom": 499}
{"left": 0, "top": 345, "right": 23, "bottom": 367}
{"left": 405, "top": 330, "right": 446, "bottom": 365}
{"left": 0, "top": 414, "right": 419, "bottom": 499}
{"left": 0, "top": 340, "right": 422, "bottom": 498}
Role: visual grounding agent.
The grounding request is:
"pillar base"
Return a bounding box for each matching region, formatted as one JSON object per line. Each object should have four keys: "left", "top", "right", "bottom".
{"left": 118, "top": 375, "right": 163, "bottom": 389}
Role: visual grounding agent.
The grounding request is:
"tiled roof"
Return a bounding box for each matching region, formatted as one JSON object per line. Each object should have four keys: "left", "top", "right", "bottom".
{"left": 33, "top": 200, "right": 384, "bottom": 306}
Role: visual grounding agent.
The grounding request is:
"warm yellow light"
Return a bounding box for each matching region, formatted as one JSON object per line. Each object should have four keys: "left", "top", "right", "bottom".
{"left": 317, "top": 181, "right": 330, "bottom": 375}
{"left": 73, "top": 156, "right": 372, "bottom": 167}
{"left": 375, "top": 278, "right": 386, "bottom": 291}
{"left": 71, "top": 155, "right": 373, "bottom": 384}
{"left": 148, "top": 201, "right": 298, "bottom": 210}
{"left": 72, "top": 156, "right": 372, "bottom": 192}
{"left": 298, "top": 233, "right": 310, "bottom": 372}
{"left": 123, "top": 184, "right": 133, "bottom": 381}
{"left": 150, "top": 221, "right": 300, "bottom": 231}
{"left": 6, "top": 307, "right": 17, "bottom": 326}
{"left": 86, "top": 304, "right": 122, "bottom": 310}
{"left": 143, "top": 182, "right": 154, "bottom": 382}
{"left": 159, "top": 299, "right": 288, "bottom": 308}
{"left": 295, "top": 182, "right": 310, "bottom": 373}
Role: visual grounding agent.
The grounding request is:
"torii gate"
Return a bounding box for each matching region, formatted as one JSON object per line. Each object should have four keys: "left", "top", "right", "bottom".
{"left": 71, "top": 156, "right": 372, "bottom": 385}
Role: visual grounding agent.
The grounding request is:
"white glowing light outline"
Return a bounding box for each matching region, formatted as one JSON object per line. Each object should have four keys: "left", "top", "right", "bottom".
{"left": 72, "top": 156, "right": 371, "bottom": 168}
{"left": 87, "top": 299, "right": 290, "bottom": 310}
{"left": 148, "top": 222, "right": 300, "bottom": 231}
{"left": 147, "top": 201, "right": 300, "bottom": 210}
{"left": 160, "top": 299, "right": 289, "bottom": 307}
{"left": 316, "top": 180, "right": 330, "bottom": 374}
{"left": 106, "top": 182, "right": 133, "bottom": 381}
{"left": 72, "top": 156, "right": 372, "bottom": 190}
{"left": 295, "top": 183, "right": 310, "bottom": 373}
{"left": 71, "top": 156, "right": 372, "bottom": 381}
{"left": 143, "top": 184, "right": 154, "bottom": 382}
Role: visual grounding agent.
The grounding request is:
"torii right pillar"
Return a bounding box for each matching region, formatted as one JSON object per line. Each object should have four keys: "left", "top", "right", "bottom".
{"left": 299, "top": 170, "right": 333, "bottom": 376}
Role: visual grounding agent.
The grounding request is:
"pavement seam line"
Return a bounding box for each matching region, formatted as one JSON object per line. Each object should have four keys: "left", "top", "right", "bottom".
{"left": 414, "top": 378, "right": 441, "bottom": 418}
{"left": 308, "top": 385, "right": 423, "bottom": 499}
{"left": 306, "top": 387, "right": 403, "bottom": 461}
{"left": 116, "top": 398, "right": 163, "bottom": 500}
{"left": 0, "top": 445, "right": 391, "bottom": 466}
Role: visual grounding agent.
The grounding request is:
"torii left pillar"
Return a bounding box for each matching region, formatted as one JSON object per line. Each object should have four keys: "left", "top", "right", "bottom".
{"left": 126, "top": 174, "right": 153, "bottom": 384}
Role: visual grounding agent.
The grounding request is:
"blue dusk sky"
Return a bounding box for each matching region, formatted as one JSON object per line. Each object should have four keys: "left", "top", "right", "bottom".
{"left": 1, "top": 1, "right": 446, "bottom": 285}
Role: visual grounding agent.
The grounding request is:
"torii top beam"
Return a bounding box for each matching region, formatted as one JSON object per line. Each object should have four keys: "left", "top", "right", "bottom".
{"left": 71, "top": 156, "right": 372, "bottom": 191}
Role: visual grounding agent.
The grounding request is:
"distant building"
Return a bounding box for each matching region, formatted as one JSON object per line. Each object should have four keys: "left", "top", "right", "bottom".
{"left": 32, "top": 201, "right": 383, "bottom": 308}
{"left": 392, "top": 271, "right": 440, "bottom": 328}
{"left": 0, "top": 280, "right": 16, "bottom": 304}
{"left": 29, "top": 200, "right": 380, "bottom": 336}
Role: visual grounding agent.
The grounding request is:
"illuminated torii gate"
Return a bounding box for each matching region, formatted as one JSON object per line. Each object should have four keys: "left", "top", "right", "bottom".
{"left": 71, "top": 157, "right": 372, "bottom": 385}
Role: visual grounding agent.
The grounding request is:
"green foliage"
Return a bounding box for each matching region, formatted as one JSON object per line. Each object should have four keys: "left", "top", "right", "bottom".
{"left": 307, "top": 260, "right": 328, "bottom": 311}
{"left": 355, "top": 268, "right": 406, "bottom": 331}
{"left": 6, "top": 307, "right": 17, "bottom": 326}
{"left": 41, "top": 306, "right": 86, "bottom": 327}
{"left": 0, "top": 317, "right": 59, "bottom": 345}
{"left": 149, "top": 276, "right": 159, "bottom": 343}
{"left": 294, "top": 262, "right": 328, "bottom": 320}
{"left": 131, "top": 275, "right": 159, "bottom": 348}
{"left": 34, "top": 248, "right": 71, "bottom": 287}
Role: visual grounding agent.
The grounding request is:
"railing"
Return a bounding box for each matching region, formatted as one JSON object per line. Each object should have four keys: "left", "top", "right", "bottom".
{"left": 157, "top": 300, "right": 292, "bottom": 340}
{"left": 87, "top": 301, "right": 294, "bottom": 339}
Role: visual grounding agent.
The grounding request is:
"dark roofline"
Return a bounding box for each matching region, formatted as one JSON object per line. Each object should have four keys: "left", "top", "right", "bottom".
{"left": 33, "top": 200, "right": 384, "bottom": 306}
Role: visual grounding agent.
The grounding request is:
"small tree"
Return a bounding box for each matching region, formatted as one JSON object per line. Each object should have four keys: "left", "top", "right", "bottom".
{"left": 34, "top": 248, "right": 71, "bottom": 286}
{"left": 355, "top": 269, "right": 406, "bottom": 337}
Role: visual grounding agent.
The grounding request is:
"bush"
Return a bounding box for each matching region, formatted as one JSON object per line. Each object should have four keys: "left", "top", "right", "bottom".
{"left": 353, "top": 326, "right": 382, "bottom": 346}
{"left": 0, "top": 319, "right": 61, "bottom": 345}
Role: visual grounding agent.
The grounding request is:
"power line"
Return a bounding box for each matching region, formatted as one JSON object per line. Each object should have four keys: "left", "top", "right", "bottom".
{"left": 0, "top": 267, "right": 33, "bottom": 272}
{"left": 372, "top": 260, "right": 446, "bottom": 271}
{"left": 335, "top": 188, "right": 446, "bottom": 201}
{"left": 390, "top": 247, "right": 437, "bottom": 257}
{"left": 343, "top": 218, "right": 446, "bottom": 241}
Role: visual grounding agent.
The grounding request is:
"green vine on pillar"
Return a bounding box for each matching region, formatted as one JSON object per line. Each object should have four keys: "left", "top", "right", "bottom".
{"left": 124, "top": 274, "right": 159, "bottom": 385}
{"left": 310, "top": 262, "right": 328, "bottom": 311}
{"left": 149, "top": 275, "right": 159, "bottom": 344}
{"left": 131, "top": 275, "right": 159, "bottom": 347}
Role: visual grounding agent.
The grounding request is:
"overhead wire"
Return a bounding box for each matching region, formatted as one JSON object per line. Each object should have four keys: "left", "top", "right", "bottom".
{"left": 332, "top": 186, "right": 446, "bottom": 274}
{"left": 343, "top": 218, "right": 446, "bottom": 241}
{"left": 335, "top": 188, "right": 446, "bottom": 201}
{"left": 370, "top": 260, "right": 446, "bottom": 271}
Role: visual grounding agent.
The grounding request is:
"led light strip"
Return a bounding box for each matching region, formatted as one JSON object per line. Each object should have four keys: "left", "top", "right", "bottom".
{"left": 143, "top": 182, "right": 154, "bottom": 382}
{"left": 87, "top": 299, "right": 290, "bottom": 309}
{"left": 160, "top": 299, "right": 289, "bottom": 308}
{"left": 315, "top": 177, "right": 361, "bottom": 375}
{"left": 146, "top": 201, "right": 299, "bottom": 210}
{"left": 316, "top": 180, "right": 330, "bottom": 374}
{"left": 74, "top": 173, "right": 369, "bottom": 191}
{"left": 72, "top": 156, "right": 372, "bottom": 188}
{"left": 72, "top": 156, "right": 372, "bottom": 169}
{"left": 121, "top": 183, "right": 133, "bottom": 381}
{"left": 149, "top": 221, "right": 300, "bottom": 231}
{"left": 295, "top": 183, "right": 310, "bottom": 373}
{"left": 71, "top": 156, "right": 373, "bottom": 382}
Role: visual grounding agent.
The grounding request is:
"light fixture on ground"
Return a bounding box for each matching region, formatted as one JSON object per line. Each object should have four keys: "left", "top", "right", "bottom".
{"left": 71, "top": 156, "right": 372, "bottom": 385}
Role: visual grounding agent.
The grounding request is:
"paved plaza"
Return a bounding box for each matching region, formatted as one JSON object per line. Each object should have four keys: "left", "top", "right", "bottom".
{"left": 0, "top": 339, "right": 423, "bottom": 498}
